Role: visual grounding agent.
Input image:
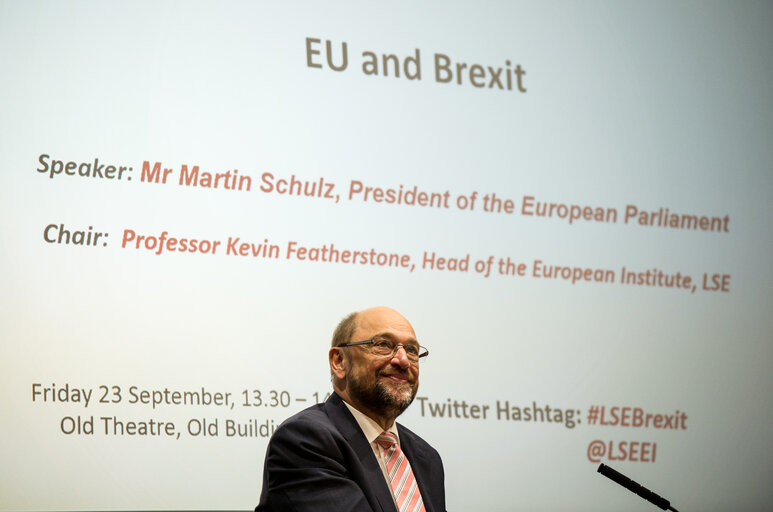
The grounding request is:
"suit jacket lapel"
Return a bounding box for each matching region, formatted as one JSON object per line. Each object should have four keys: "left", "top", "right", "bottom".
{"left": 398, "top": 425, "right": 436, "bottom": 512}
{"left": 325, "top": 393, "right": 398, "bottom": 512}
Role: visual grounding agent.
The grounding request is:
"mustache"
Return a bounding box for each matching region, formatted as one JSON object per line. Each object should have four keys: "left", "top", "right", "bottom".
{"left": 378, "top": 369, "right": 415, "bottom": 383}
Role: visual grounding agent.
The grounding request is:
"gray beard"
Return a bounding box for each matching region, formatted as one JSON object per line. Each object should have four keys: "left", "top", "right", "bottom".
{"left": 349, "top": 374, "right": 417, "bottom": 420}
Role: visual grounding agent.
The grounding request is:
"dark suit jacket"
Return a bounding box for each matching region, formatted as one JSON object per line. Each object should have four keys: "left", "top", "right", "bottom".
{"left": 255, "top": 392, "right": 446, "bottom": 512}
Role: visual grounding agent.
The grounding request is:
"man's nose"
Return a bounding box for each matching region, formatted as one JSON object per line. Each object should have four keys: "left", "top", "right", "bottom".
{"left": 391, "top": 346, "right": 411, "bottom": 368}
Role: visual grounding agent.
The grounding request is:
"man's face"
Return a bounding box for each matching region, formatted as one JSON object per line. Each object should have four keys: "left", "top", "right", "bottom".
{"left": 344, "top": 307, "right": 420, "bottom": 422}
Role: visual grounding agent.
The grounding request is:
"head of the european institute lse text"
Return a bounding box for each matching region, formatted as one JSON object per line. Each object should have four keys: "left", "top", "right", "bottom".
{"left": 329, "top": 306, "right": 428, "bottom": 431}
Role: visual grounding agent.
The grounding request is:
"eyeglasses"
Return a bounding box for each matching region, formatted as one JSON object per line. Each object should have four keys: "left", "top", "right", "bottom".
{"left": 338, "top": 337, "right": 429, "bottom": 362}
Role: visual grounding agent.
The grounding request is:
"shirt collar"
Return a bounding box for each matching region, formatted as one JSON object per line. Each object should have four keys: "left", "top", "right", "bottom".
{"left": 342, "top": 399, "right": 399, "bottom": 445}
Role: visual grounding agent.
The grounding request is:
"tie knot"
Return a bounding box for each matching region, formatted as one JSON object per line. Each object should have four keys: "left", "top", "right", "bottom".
{"left": 375, "top": 431, "right": 398, "bottom": 449}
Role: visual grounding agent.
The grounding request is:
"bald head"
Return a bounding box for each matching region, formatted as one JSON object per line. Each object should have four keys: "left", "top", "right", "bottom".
{"left": 350, "top": 306, "right": 416, "bottom": 343}
{"left": 331, "top": 307, "right": 416, "bottom": 348}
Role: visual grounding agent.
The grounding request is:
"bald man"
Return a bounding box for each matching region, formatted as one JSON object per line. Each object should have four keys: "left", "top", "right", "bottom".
{"left": 256, "top": 307, "right": 446, "bottom": 512}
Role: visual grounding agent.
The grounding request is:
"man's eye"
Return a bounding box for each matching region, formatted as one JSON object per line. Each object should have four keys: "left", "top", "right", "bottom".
{"left": 372, "top": 340, "right": 391, "bottom": 349}
{"left": 404, "top": 346, "right": 419, "bottom": 355}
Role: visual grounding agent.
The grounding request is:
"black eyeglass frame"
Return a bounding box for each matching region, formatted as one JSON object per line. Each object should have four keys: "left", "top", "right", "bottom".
{"left": 338, "top": 338, "right": 429, "bottom": 361}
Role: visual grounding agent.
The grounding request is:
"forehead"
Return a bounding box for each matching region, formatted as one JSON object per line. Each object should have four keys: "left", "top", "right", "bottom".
{"left": 353, "top": 307, "right": 416, "bottom": 341}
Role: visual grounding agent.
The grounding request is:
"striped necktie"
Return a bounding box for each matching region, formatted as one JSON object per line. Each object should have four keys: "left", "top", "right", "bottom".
{"left": 375, "top": 431, "right": 426, "bottom": 512}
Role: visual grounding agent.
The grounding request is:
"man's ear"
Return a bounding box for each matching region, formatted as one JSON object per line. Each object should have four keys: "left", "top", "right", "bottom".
{"left": 329, "top": 347, "right": 347, "bottom": 380}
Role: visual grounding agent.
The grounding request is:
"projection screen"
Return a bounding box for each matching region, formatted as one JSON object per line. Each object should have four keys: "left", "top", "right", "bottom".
{"left": 1, "top": 1, "right": 772, "bottom": 511}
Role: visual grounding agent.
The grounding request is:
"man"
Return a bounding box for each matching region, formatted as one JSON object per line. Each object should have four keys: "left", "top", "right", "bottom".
{"left": 256, "top": 306, "right": 446, "bottom": 512}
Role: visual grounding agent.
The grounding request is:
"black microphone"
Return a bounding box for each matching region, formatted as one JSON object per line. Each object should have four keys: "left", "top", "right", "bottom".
{"left": 597, "top": 463, "right": 680, "bottom": 512}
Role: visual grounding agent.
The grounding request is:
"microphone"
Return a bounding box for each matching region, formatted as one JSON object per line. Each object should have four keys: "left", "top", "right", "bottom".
{"left": 597, "top": 463, "right": 680, "bottom": 512}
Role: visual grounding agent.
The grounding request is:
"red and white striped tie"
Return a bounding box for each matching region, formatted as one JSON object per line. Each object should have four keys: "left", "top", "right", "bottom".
{"left": 375, "top": 432, "right": 426, "bottom": 512}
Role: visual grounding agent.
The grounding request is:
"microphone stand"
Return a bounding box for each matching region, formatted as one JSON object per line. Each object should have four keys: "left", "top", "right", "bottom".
{"left": 597, "top": 463, "right": 680, "bottom": 512}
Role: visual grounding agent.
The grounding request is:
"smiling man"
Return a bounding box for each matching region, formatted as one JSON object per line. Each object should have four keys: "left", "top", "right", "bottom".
{"left": 255, "top": 306, "right": 447, "bottom": 512}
